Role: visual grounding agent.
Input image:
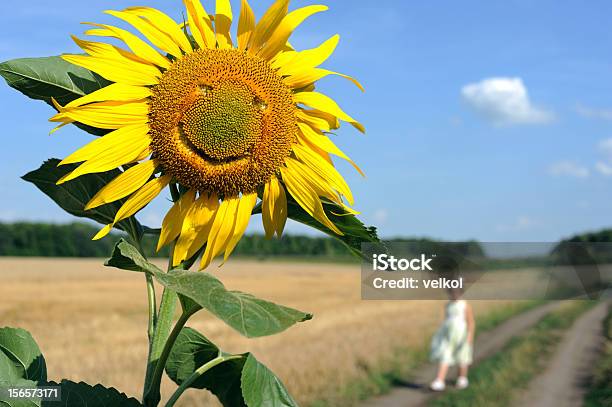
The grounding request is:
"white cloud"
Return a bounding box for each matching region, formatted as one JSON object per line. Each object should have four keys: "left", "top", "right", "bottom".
{"left": 595, "top": 161, "right": 612, "bottom": 176}
{"left": 548, "top": 160, "right": 590, "bottom": 178}
{"left": 593, "top": 138, "right": 612, "bottom": 176}
{"left": 461, "top": 77, "right": 554, "bottom": 125}
{"left": 575, "top": 104, "right": 612, "bottom": 121}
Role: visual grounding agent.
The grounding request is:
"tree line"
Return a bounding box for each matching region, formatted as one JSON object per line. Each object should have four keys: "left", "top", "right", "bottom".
{"left": 0, "top": 222, "right": 355, "bottom": 259}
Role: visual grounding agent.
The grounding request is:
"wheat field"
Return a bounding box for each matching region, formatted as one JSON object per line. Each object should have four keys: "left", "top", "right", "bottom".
{"left": 0, "top": 258, "right": 517, "bottom": 406}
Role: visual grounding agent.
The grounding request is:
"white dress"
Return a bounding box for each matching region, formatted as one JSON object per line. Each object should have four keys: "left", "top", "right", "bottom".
{"left": 430, "top": 300, "right": 473, "bottom": 366}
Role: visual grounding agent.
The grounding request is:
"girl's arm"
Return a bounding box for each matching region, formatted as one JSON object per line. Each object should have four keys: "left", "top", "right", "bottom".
{"left": 465, "top": 302, "right": 475, "bottom": 344}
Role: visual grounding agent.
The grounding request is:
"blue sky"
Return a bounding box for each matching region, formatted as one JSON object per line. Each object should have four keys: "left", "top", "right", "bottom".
{"left": 1, "top": 0, "right": 612, "bottom": 241}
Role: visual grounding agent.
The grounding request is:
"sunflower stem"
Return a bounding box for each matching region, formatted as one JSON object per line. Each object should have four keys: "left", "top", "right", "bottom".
{"left": 143, "top": 237, "right": 201, "bottom": 406}
{"left": 132, "top": 236, "right": 158, "bottom": 343}
{"left": 144, "top": 307, "right": 196, "bottom": 407}
{"left": 145, "top": 274, "right": 157, "bottom": 342}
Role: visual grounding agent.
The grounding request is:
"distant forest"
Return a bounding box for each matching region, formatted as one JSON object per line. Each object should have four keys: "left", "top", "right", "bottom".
{"left": 0, "top": 222, "right": 356, "bottom": 259}
{"left": 553, "top": 228, "right": 612, "bottom": 265}
{"left": 0, "top": 222, "right": 484, "bottom": 260}
{"left": 3, "top": 222, "right": 611, "bottom": 262}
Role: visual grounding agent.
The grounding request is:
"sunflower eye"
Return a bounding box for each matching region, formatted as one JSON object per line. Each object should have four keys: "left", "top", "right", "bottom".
{"left": 198, "top": 84, "right": 213, "bottom": 96}
{"left": 252, "top": 96, "right": 268, "bottom": 112}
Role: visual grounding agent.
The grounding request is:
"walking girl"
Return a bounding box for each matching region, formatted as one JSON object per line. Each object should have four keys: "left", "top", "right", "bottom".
{"left": 429, "top": 287, "right": 475, "bottom": 391}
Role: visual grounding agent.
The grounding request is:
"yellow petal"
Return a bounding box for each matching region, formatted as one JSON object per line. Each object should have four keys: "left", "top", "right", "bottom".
{"left": 84, "top": 23, "right": 171, "bottom": 69}
{"left": 200, "top": 197, "right": 239, "bottom": 269}
{"left": 106, "top": 10, "right": 182, "bottom": 57}
{"left": 65, "top": 83, "right": 151, "bottom": 108}
{"left": 297, "top": 122, "right": 364, "bottom": 176}
{"left": 249, "top": 0, "right": 289, "bottom": 53}
{"left": 216, "top": 0, "right": 233, "bottom": 49}
{"left": 273, "top": 181, "right": 288, "bottom": 236}
{"left": 262, "top": 176, "right": 287, "bottom": 238}
{"left": 134, "top": 147, "right": 152, "bottom": 162}
{"left": 270, "top": 49, "right": 296, "bottom": 69}
{"left": 92, "top": 224, "right": 113, "bottom": 240}
{"left": 70, "top": 36, "right": 161, "bottom": 79}
{"left": 112, "top": 175, "right": 172, "bottom": 226}
{"left": 85, "top": 159, "right": 158, "bottom": 210}
{"left": 71, "top": 35, "right": 149, "bottom": 64}
{"left": 285, "top": 156, "right": 342, "bottom": 207}
{"left": 299, "top": 138, "right": 333, "bottom": 168}
{"left": 183, "top": 0, "right": 216, "bottom": 49}
{"left": 287, "top": 156, "right": 357, "bottom": 216}
{"left": 284, "top": 68, "right": 364, "bottom": 92}
{"left": 60, "top": 123, "right": 149, "bottom": 164}
{"left": 124, "top": 7, "right": 193, "bottom": 53}
{"left": 173, "top": 193, "right": 219, "bottom": 265}
{"left": 292, "top": 144, "right": 353, "bottom": 205}
{"left": 223, "top": 192, "right": 257, "bottom": 261}
{"left": 281, "top": 163, "right": 342, "bottom": 235}
{"left": 184, "top": 194, "right": 221, "bottom": 260}
{"left": 158, "top": 189, "right": 196, "bottom": 252}
{"left": 296, "top": 109, "right": 332, "bottom": 132}
{"left": 259, "top": 5, "right": 327, "bottom": 61}
{"left": 50, "top": 100, "right": 149, "bottom": 130}
{"left": 273, "top": 34, "right": 339, "bottom": 73}
{"left": 237, "top": 0, "right": 255, "bottom": 50}
{"left": 58, "top": 137, "right": 151, "bottom": 184}
{"left": 62, "top": 54, "right": 159, "bottom": 86}
{"left": 294, "top": 91, "right": 365, "bottom": 133}
{"left": 301, "top": 109, "right": 340, "bottom": 130}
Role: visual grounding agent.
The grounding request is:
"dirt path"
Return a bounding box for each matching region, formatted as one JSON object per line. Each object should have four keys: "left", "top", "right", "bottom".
{"left": 512, "top": 301, "right": 609, "bottom": 407}
{"left": 360, "top": 301, "right": 563, "bottom": 407}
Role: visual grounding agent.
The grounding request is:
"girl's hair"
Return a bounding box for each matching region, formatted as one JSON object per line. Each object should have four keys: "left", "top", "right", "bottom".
{"left": 447, "top": 286, "right": 464, "bottom": 300}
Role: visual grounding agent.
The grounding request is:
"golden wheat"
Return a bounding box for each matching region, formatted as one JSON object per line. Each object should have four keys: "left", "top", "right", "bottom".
{"left": 0, "top": 258, "right": 517, "bottom": 406}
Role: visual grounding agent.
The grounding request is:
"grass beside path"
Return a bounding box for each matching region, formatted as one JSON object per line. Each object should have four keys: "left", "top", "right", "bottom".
{"left": 584, "top": 303, "right": 612, "bottom": 407}
{"left": 309, "top": 301, "right": 543, "bottom": 407}
{"left": 429, "top": 300, "right": 595, "bottom": 407}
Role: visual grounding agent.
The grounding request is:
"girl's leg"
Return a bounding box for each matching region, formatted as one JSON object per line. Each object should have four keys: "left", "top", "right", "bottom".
{"left": 456, "top": 365, "right": 469, "bottom": 389}
{"left": 430, "top": 363, "right": 448, "bottom": 391}
{"left": 436, "top": 363, "right": 449, "bottom": 381}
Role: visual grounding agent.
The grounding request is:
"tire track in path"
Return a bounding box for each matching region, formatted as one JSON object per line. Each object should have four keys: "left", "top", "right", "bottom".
{"left": 512, "top": 301, "right": 609, "bottom": 407}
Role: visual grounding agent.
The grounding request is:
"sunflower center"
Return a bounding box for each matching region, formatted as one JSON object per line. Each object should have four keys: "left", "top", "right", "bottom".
{"left": 181, "top": 81, "right": 263, "bottom": 161}
{"left": 149, "top": 49, "right": 297, "bottom": 196}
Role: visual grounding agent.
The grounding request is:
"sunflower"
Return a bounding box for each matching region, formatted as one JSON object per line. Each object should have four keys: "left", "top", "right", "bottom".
{"left": 50, "top": 0, "right": 364, "bottom": 269}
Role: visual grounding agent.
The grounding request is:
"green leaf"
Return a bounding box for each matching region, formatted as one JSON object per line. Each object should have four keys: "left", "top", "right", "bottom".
{"left": 154, "top": 270, "right": 312, "bottom": 338}
{"left": 0, "top": 350, "right": 22, "bottom": 384}
{"left": 165, "top": 328, "right": 246, "bottom": 407}
{"left": 0, "top": 351, "right": 41, "bottom": 407}
{"left": 41, "top": 380, "right": 142, "bottom": 407}
{"left": 104, "top": 239, "right": 162, "bottom": 274}
{"left": 0, "top": 56, "right": 111, "bottom": 136}
{"left": 0, "top": 56, "right": 110, "bottom": 106}
{"left": 241, "top": 354, "right": 297, "bottom": 407}
{"left": 254, "top": 195, "right": 380, "bottom": 259}
{"left": 0, "top": 328, "right": 46, "bottom": 383}
{"left": 21, "top": 159, "right": 142, "bottom": 237}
